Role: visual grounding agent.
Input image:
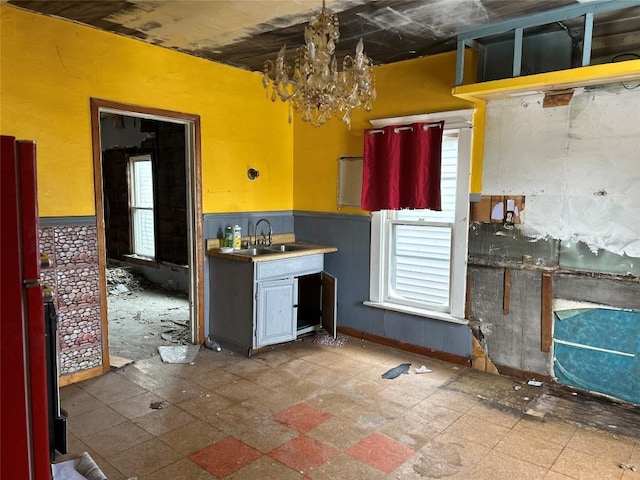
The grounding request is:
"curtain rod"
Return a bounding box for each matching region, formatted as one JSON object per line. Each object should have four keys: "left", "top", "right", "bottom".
{"left": 368, "top": 125, "right": 471, "bottom": 135}
{"left": 368, "top": 122, "right": 442, "bottom": 135}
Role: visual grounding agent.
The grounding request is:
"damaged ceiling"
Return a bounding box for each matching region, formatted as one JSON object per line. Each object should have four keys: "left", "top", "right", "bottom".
{"left": 7, "top": 0, "right": 640, "bottom": 72}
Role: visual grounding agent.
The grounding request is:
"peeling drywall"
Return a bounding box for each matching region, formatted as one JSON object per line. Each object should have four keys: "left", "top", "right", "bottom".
{"left": 482, "top": 85, "right": 640, "bottom": 258}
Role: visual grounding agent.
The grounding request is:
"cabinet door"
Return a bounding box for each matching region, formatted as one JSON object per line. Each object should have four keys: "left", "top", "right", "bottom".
{"left": 256, "top": 278, "right": 298, "bottom": 347}
{"left": 321, "top": 272, "right": 337, "bottom": 338}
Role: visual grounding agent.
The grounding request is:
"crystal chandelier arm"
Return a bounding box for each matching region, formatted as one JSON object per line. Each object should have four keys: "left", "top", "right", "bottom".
{"left": 262, "top": 59, "right": 274, "bottom": 87}
{"left": 354, "top": 39, "right": 365, "bottom": 68}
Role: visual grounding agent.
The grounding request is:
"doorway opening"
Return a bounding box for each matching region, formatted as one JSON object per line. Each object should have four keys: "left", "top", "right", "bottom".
{"left": 90, "top": 99, "right": 203, "bottom": 370}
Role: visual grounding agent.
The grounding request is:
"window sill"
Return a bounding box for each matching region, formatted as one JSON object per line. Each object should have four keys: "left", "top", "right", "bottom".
{"left": 122, "top": 254, "right": 159, "bottom": 269}
{"left": 363, "top": 301, "right": 469, "bottom": 325}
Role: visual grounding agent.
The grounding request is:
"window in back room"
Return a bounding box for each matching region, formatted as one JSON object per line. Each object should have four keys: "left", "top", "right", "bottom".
{"left": 129, "top": 154, "right": 155, "bottom": 260}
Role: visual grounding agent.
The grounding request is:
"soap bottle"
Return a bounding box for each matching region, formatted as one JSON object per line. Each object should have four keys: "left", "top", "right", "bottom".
{"left": 233, "top": 225, "right": 242, "bottom": 249}
{"left": 224, "top": 226, "right": 234, "bottom": 248}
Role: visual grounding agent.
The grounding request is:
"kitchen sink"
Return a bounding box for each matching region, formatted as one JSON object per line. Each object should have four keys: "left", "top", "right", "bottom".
{"left": 233, "top": 247, "right": 276, "bottom": 257}
{"left": 265, "top": 243, "right": 311, "bottom": 253}
{"left": 231, "top": 243, "right": 314, "bottom": 257}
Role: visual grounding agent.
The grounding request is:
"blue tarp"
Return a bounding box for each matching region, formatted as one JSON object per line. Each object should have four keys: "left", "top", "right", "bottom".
{"left": 553, "top": 308, "right": 639, "bottom": 405}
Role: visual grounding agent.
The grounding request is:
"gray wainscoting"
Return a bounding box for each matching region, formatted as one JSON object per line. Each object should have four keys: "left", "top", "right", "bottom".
{"left": 294, "top": 211, "right": 473, "bottom": 359}
{"left": 39, "top": 216, "right": 97, "bottom": 227}
{"left": 203, "top": 211, "right": 294, "bottom": 241}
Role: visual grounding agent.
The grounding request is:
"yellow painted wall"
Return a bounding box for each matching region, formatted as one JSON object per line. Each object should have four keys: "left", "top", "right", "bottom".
{"left": 293, "top": 51, "right": 477, "bottom": 213}
{"left": 0, "top": 6, "right": 293, "bottom": 217}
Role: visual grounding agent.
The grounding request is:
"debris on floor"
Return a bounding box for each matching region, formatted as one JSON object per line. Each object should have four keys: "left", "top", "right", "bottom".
{"left": 620, "top": 463, "right": 638, "bottom": 472}
{"left": 443, "top": 368, "right": 542, "bottom": 411}
{"left": 111, "top": 283, "right": 130, "bottom": 295}
{"left": 109, "top": 355, "right": 134, "bottom": 370}
{"left": 52, "top": 452, "right": 108, "bottom": 480}
{"left": 312, "top": 329, "right": 347, "bottom": 347}
{"left": 527, "top": 380, "right": 544, "bottom": 387}
{"left": 149, "top": 401, "right": 165, "bottom": 410}
{"left": 109, "top": 285, "right": 190, "bottom": 361}
{"left": 525, "top": 408, "right": 546, "bottom": 419}
{"left": 530, "top": 390, "right": 640, "bottom": 439}
{"left": 158, "top": 344, "right": 200, "bottom": 364}
{"left": 106, "top": 266, "right": 149, "bottom": 294}
{"left": 415, "top": 365, "right": 432, "bottom": 374}
{"left": 204, "top": 337, "right": 222, "bottom": 351}
{"left": 162, "top": 279, "right": 182, "bottom": 292}
{"left": 382, "top": 363, "right": 411, "bottom": 379}
{"left": 160, "top": 326, "right": 190, "bottom": 345}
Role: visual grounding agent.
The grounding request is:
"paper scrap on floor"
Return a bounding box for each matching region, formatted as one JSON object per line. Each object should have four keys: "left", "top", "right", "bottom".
{"left": 158, "top": 344, "right": 200, "bottom": 363}
{"left": 51, "top": 452, "right": 109, "bottom": 480}
{"left": 415, "top": 365, "right": 432, "bottom": 374}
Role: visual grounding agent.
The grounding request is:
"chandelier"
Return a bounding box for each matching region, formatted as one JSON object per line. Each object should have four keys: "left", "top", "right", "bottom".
{"left": 262, "top": 1, "right": 376, "bottom": 128}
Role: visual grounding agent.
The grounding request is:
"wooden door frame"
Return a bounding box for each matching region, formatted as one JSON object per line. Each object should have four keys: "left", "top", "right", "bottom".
{"left": 90, "top": 98, "right": 204, "bottom": 374}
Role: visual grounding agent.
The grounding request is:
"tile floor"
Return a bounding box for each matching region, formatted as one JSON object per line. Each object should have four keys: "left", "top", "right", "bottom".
{"left": 57, "top": 337, "right": 640, "bottom": 479}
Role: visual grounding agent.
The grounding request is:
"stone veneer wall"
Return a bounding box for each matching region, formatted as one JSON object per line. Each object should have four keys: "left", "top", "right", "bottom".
{"left": 39, "top": 219, "right": 102, "bottom": 375}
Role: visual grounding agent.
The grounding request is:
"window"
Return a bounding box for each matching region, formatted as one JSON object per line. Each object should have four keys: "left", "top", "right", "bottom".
{"left": 129, "top": 154, "right": 155, "bottom": 259}
{"left": 366, "top": 111, "right": 472, "bottom": 322}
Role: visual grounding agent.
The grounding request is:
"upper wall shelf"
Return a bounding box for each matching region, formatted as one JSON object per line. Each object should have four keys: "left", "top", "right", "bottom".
{"left": 453, "top": 59, "right": 640, "bottom": 102}
{"left": 455, "top": 0, "right": 640, "bottom": 88}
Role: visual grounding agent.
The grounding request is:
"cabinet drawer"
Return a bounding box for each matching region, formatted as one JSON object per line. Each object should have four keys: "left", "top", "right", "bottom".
{"left": 256, "top": 254, "right": 324, "bottom": 281}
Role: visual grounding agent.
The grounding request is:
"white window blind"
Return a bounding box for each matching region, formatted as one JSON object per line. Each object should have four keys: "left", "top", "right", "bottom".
{"left": 130, "top": 155, "right": 155, "bottom": 259}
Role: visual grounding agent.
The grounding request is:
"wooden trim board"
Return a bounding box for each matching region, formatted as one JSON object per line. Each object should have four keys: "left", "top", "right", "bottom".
{"left": 59, "top": 366, "right": 103, "bottom": 387}
{"left": 541, "top": 273, "right": 553, "bottom": 352}
{"left": 337, "top": 327, "right": 472, "bottom": 367}
{"left": 503, "top": 268, "right": 511, "bottom": 315}
{"left": 89, "top": 98, "right": 205, "bottom": 374}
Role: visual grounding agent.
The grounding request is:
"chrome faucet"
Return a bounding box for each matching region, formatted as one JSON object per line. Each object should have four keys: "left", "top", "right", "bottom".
{"left": 254, "top": 218, "right": 272, "bottom": 246}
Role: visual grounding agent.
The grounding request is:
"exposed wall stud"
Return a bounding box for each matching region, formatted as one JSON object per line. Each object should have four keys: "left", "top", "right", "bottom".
{"left": 503, "top": 268, "right": 512, "bottom": 315}
{"left": 541, "top": 273, "right": 553, "bottom": 352}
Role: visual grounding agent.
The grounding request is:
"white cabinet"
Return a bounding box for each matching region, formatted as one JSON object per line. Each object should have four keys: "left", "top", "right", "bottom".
{"left": 256, "top": 254, "right": 324, "bottom": 281}
{"left": 256, "top": 278, "right": 298, "bottom": 347}
{"left": 209, "top": 252, "right": 336, "bottom": 356}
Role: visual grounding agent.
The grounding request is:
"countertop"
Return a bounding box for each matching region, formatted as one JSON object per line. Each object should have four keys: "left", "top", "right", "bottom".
{"left": 206, "top": 241, "right": 338, "bottom": 263}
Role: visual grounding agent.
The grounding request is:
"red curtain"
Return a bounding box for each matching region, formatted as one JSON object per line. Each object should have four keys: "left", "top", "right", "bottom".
{"left": 361, "top": 121, "right": 444, "bottom": 211}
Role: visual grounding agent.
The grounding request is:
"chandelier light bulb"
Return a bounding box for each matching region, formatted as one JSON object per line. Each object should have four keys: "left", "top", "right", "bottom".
{"left": 262, "top": 1, "right": 376, "bottom": 128}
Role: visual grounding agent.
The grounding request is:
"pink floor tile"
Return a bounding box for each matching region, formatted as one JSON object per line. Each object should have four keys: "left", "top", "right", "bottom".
{"left": 268, "top": 435, "right": 339, "bottom": 475}
{"left": 273, "top": 402, "right": 333, "bottom": 433}
{"left": 188, "top": 436, "right": 262, "bottom": 477}
{"left": 346, "top": 433, "right": 415, "bottom": 473}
